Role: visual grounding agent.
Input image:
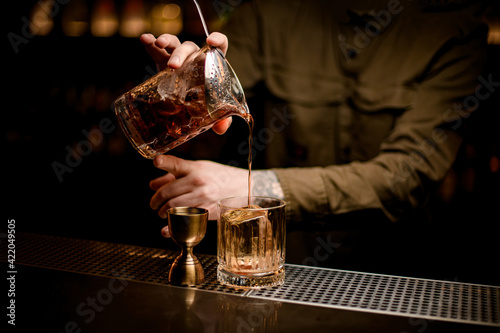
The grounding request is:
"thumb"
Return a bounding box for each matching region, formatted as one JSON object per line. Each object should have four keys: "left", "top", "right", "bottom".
{"left": 153, "top": 155, "right": 193, "bottom": 177}
{"left": 207, "top": 32, "right": 228, "bottom": 55}
{"left": 212, "top": 117, "right": 232, "bottom": 135}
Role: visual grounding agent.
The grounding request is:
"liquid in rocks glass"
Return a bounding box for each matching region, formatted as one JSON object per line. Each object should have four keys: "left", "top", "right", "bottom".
{"left": 217, "top": 196, "right": 286, "bottom": 288}
{"left": 114, "top": 45, "right": 250, "bottom": 159}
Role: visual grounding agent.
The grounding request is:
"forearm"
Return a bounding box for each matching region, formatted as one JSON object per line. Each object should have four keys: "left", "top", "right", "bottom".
{"left": 273, "top": 162, "right": 422, "bottom": 223}
{"left": 271, "top": 123, "right": 464, "bottom": 222}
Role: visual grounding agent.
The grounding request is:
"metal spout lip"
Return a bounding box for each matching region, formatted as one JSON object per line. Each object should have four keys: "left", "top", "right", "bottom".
{"left": 211, "top": 45, "right": 226, "bottom": 59}
{"left": 204, "top": 45, "right": 249, "bottom": 119}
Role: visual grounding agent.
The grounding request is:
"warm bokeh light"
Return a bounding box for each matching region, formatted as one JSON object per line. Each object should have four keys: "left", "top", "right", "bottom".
{"left": 483, "top": 14, "right": 500, "bottom": 45}
{"left": 91, "top": 0, "right": 119, "bottom": 37}
{"left": 29, "top": 0, "right": 55, "bottom": 36}
{"left": 120, "top": 0, "right": 149, "bottom": 38}
{"left": 62, "top": 0, "right": 89, "bottom": 37}
{"left": 151, "top": 3, "right": 183, "bottom": 36}
{"left": 162, "top": 3, "right": 181, "bottom": 20}
{"left": 488, "top": 27, "right": 500, "bottom": 45}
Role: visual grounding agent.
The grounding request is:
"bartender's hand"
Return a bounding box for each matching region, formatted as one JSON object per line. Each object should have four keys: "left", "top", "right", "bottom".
{"left": 150, "top": 155, "right": 248, "bottom": 237}
{"left": 139, "top": 32, "right": 232, "bottom": 135}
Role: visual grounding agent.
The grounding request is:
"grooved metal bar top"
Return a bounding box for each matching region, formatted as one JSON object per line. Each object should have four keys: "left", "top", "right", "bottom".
{"left": 3, "top": 232, "right": 499, "bottom": 327}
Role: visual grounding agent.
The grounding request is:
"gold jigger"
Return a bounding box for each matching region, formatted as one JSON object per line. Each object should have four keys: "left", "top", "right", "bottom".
{"left": 167, "top": 207, "right": 208, "bottom": 286}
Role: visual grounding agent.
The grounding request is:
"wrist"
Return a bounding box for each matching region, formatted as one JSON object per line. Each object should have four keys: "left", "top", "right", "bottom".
{"left": 251, "top": 170, "right": 285, "bottom": 200}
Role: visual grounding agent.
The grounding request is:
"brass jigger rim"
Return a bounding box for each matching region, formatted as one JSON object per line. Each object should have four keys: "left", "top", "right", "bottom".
{"left": 167, "top": 206, "right": 209, "bottom": 216}
{"left": 167, "top": 206, "right": 208, "bottom": 286}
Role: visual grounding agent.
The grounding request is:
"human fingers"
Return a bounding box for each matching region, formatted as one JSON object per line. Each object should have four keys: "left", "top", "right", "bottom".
{"left": 140, "top": 33, "right": 156, "bottom": 45}
{"left": 153, "top": 155, "right": 194, "bottom": 177}
{"left": 140, "top": 33, "right": 172, "bottom": 71}
{"left": 150, "top": 160, "right": 248, "bottom": 219}
{"left": 149, "top": 173, "right": 176, "bottom": 191}
{"left": 150, "top": 156, "right": 201, "bottom": 211}
{"left": 212, "top": 117, "right": 233, "bottom": 135}
{"left": 161, "top": 226, "right": 171, "bottom": 238}
{"left": 155, "top": 36, "right": 199, "bottom": 69}
{"left": 206, "top": 32, "right": 229, "bottom": 55}
{"left": 150, "top": 174, "right": 200, "bottom": 211}
{"left": 153, "top": 33, "right": 182, "bottom": 54}
{"left": 156, "top": 192, "right": 203, "bottom": 219}
{"left": 156, "top": 190, "right": 218, "bottom": 219}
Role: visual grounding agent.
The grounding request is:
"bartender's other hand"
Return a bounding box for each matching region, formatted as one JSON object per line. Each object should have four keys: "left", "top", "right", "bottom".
{"left": 139, "top": 32, "right": 231, "bottom": 135}
{"left": 150, "top": 155, "right": 248, "bottom": 223}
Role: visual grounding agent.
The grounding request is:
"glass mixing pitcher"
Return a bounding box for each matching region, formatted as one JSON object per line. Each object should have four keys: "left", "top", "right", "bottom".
{"left": 114, "top": 45, "right": 249, "bottom": 159}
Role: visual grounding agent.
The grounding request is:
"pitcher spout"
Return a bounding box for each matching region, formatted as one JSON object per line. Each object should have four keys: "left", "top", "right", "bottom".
{"left": 240, "top": 101, "right": 250, "bottom": 114}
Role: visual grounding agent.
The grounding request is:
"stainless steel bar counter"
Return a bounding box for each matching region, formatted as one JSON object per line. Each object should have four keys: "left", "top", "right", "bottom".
{"left": 2, "top": 232, "right": 499, "bottom": 332}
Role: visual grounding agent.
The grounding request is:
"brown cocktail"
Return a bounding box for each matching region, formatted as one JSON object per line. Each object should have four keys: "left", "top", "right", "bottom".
{"left": 217, "top": 196, "right": 286, "bottom": 288}
{"left": 114, "top": 45, "right": 249, "bottom": 159}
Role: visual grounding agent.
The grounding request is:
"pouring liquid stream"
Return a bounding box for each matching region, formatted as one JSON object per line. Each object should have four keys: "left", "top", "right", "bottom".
{"left": 243, "top": 113, "right": 254, "bottom": 207}
{"left": 192, "top": 0, "right": 253, "bottom": 205}
{"left": 230, "top": 109, "right": 253, "bottom": 208}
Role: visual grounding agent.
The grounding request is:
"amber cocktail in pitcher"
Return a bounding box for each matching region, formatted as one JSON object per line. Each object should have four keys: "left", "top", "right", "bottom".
{"left": 114, "top": 45, "right": 249, "bottom": 159}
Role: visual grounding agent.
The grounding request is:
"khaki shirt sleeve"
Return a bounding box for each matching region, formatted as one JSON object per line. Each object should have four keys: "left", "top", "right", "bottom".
{"left": 274, "top": 23, "right": 488, "bottom": 223}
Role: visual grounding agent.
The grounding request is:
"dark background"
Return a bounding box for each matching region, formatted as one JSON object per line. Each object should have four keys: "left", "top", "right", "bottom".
{"left": 5, "top": 1, "right": 500, "bottom": 284}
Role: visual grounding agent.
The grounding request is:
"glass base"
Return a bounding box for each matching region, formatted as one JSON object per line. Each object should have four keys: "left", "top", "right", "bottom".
{"left": 217, "top": 265, "right": 285, "bottom": 289}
